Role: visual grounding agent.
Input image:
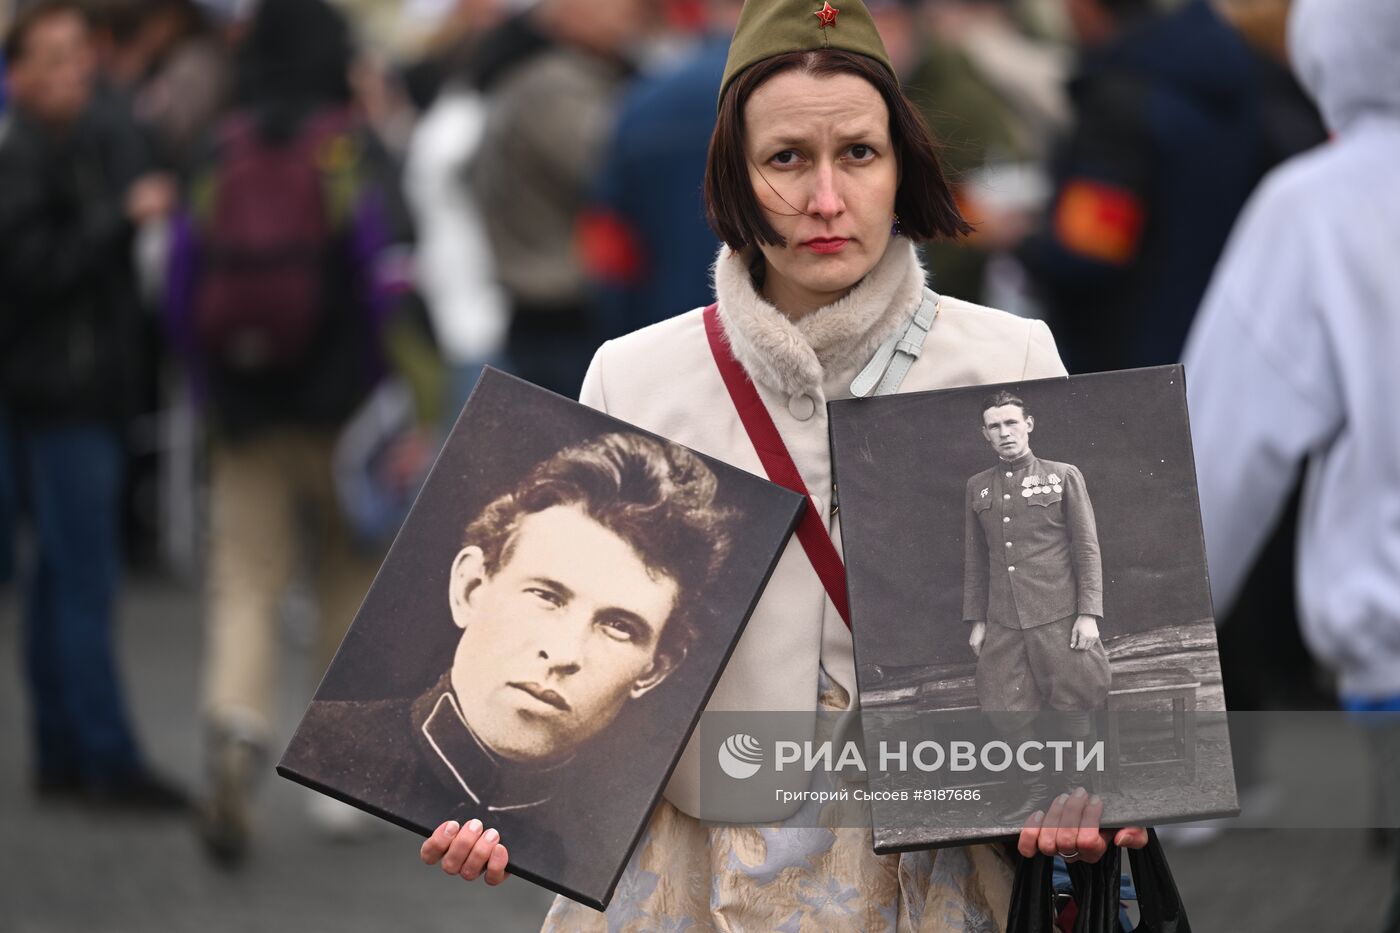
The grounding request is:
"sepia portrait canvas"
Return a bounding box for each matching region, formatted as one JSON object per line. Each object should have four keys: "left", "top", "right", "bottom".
{"left": 829, "top": 365, "right": 1237, "bottom": 851}
{"left": 278, "top": 368, "right": 804, "bottom": 908}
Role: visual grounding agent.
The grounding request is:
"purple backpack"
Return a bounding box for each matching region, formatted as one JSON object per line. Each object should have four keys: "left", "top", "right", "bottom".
{"left": 194, "top": 109, "right": 354, "bottom": 370}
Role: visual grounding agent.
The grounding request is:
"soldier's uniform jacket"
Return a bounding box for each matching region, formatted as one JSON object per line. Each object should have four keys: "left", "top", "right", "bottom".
{"left": 963, "top": 452, "right": 1103, "bottom": 629}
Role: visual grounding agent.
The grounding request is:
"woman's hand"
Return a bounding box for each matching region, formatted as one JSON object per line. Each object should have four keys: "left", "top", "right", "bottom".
{"left": 1017, "top": 787, "right": 1149, "bottom": 863}
{"left": 420, "top": 819, "right": 510, "bottom": 885}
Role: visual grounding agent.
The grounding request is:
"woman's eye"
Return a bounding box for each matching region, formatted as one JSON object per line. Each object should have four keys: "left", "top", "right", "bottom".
{"left": 769, "top": 150, "right": 801, "bottom": 167}
{"left": 848, "top": 144, "right": 874, "bottom": 161}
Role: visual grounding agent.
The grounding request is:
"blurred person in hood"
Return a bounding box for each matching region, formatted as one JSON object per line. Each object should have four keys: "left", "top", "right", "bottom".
{"left": 1185, "top": 1, "right": 1400, "bottom": 920}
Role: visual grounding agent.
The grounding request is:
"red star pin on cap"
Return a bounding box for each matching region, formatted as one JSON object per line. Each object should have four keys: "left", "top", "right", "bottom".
{"left": 813, "top": 1, "right": 839, "bottom": 29}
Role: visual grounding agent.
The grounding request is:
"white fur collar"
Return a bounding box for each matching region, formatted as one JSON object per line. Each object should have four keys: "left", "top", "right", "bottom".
{"left": 712, "top": 238, "right": 927, "bottom": 396}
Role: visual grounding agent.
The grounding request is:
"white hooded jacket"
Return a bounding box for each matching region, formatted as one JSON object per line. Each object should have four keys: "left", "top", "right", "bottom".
{"left": 1184, "top": 0, "right": 1400, "bottom": 697}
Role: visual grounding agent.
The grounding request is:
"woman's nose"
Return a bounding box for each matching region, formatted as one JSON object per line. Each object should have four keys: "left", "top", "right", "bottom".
{"left": 806, "top": 162, "right": 844, "bottom": 219}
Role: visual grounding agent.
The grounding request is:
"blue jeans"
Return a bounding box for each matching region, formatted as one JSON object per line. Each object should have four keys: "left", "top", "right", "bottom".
{"left": 16, "top": 422, "right": 141, "bottom": 784}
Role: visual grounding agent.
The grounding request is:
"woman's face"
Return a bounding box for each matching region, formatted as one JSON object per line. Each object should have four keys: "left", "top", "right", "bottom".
{"left": 743, "top": 69, "right": 898, "bottom": 317}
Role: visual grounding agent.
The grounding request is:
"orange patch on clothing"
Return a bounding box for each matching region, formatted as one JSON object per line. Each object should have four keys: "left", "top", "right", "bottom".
{"left": 577, "top": 209, "right": 644, "bottom": 285}
{"left": 1053, "top": 180, "right": 1145, "bottom": 265}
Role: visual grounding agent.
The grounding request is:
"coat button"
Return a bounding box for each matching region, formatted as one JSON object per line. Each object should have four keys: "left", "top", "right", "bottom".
{"left": 1003, "top": 517, "right": 1010, "bottom": 524}
{"left": 788, "top": 393, "right": 816, "bottom": 421}
{"left": 1003, "top": 493, "right": 1011, "bottom": 500}
{"left": 1008, "top": 565, "right": 1016, "bottom": 572}
{"left": 1005, "top": 542, "right": 1013, "bottom": 548}
{"left": 1005, "top": 471, "right": 1013, "bottom": 478}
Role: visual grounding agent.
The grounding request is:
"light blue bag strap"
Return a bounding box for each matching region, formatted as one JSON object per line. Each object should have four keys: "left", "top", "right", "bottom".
{"left": 849, "top": 289, "right": 940, "bottom": 398}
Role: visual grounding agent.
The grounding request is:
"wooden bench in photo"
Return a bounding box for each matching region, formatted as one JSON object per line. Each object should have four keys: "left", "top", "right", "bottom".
{"left": 905, "top": 665, "right": 1200, "bottom": 792}
{"left": 1101, "top": 667, "right": 1200, "bottom": 792}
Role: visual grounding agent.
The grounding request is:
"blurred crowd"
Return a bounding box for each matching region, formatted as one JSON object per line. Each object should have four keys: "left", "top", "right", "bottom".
{"left": 1, "top": 0, "right": 1395, "bottom": 918}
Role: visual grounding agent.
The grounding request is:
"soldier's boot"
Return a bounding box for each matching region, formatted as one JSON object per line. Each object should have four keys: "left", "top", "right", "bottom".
{"left": 995, "top": 772, "right": 1055, "bottom": 824}
{"left": 1060, "top": 711, "right": 1099, "bottom": 796}
{"left": 198, "top": 723, "right": 265, "bottom": 868}
{"left": 995, "top": 726, "right": 1055, "bottom": 823}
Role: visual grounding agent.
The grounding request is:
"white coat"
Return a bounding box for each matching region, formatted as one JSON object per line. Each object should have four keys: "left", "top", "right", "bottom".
{"left": 580, "top": 238, "right": 1068, "bottom": 819}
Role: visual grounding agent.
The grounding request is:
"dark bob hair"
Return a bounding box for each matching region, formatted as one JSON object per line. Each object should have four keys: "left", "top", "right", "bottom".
{"left": 704, "top": 49, "right": 972, "bottom": 250}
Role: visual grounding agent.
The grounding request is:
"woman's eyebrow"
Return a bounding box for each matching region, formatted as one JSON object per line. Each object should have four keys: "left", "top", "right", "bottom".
{"left": 753, "top": 124, "right": 886, "bottom": 149}
{"left": 753, "top": 132, "right": 810, "bottom": 149}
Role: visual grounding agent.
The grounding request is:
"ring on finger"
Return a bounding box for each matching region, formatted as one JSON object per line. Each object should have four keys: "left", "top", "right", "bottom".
{"left": 1058, "top": 850, "right": 1080, "bottom": 861}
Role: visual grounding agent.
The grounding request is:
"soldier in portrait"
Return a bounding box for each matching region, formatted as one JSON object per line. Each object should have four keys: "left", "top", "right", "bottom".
{"left": 962, "top": 390, "right": 1110, "bottom": 819}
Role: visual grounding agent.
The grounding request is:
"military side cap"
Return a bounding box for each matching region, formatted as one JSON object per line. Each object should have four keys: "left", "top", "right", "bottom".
{"left": 719, "top": 0, "right": 895, "bottom": 108}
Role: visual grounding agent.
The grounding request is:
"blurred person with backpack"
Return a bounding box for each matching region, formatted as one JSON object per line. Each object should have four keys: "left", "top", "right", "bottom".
{"left": 0, "top": 0, "right": 186, "bottom": 810}
{"left": 164, "top": 0, "right": 442, "bottom": 865}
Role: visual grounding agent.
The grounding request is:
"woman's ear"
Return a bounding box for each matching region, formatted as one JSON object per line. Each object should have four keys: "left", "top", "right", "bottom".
{"left": 449, "top": 546, "right": 487, "bottom": 630}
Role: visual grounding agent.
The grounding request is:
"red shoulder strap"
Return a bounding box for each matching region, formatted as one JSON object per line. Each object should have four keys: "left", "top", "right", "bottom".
{"left": 703, "top": 303, "right": 851, "bottom": 629}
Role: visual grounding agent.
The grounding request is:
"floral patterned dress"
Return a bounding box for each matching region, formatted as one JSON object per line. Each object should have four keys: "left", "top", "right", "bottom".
{"left": 540, "top": 677, "right": 1016, "bottom": 932}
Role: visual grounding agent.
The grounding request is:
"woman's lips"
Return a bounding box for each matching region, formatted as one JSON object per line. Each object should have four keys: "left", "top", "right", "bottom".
{"left": 804, "top": 237, "right": 848, "bottom": 254}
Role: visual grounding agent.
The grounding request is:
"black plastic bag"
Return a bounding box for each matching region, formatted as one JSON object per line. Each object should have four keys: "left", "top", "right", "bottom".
{"left": 1006, "top": 841, "right": 1057, "bottom": 933}
{"left": 1007, "top": 829, "right": 1191, "bottom": 933}
{"left": 1127, "top": 829, "right": 1191, "bottom": 932}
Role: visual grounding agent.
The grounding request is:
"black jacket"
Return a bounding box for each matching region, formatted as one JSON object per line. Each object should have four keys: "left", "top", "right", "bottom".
{"left": 279, "top": 676, "right": 587, "bottom": 894}
{"left": 1020, "top": 0, "right": 1325, "bottom": 373}
{"left": 0, "top": 101, "right": 147, "bottom": 423}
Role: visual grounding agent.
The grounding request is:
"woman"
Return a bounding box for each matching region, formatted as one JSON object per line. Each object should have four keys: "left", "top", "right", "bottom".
{"left": 420, "top": 0, "right": 1147, "bottom": 926}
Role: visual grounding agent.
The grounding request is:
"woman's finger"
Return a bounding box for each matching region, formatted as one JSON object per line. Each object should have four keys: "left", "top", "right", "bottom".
{"left": 1017, "top": 808, "right": 1046, "bottom": 859}
{"left": 1074, "top": 795, "right": 1107, "bottom": 863}
{"left": 1054, "top": 788, "right": 1089, "bottom": 859}
{"left": 484, "top": 844, "right": 511, "bottom": 886}
{"left": 1114, "top": 826, "right": 1150, "bottom": 849}
{"left": 441, "top": 819, "right": 483, "bottom": 875}
{"left": 1038, "top": 793, "right": 1070, "bottom": 857}
{"left": 421, "top": 821, "right": 459, "bottom": 865}
{"left": 460, "top": 826, "right": 500, "bottom": 881}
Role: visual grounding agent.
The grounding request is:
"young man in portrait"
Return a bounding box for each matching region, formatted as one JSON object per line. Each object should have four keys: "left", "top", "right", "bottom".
{"left": 285, "top": 432, "right": 734, "bottom": 842}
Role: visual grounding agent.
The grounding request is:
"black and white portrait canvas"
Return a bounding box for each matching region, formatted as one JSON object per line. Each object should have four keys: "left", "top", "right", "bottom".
{"left": 829, "top": 365, "right": 1237, "bottom": 850}
{"left": 279, "top": 368, "right": 803, "bottom": 907}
